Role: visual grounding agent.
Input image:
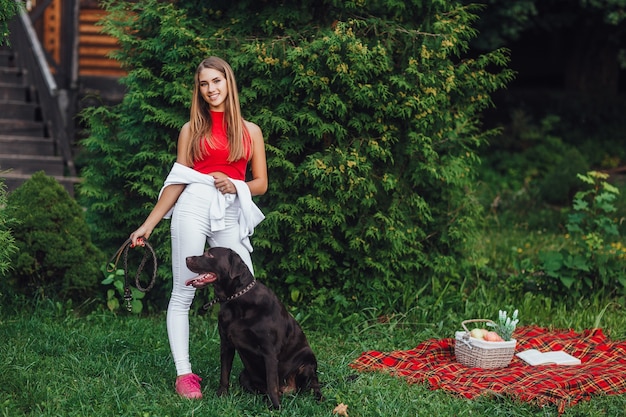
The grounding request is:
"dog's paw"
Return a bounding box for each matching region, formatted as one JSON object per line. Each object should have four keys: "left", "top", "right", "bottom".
{"left": 312, "top": 388, "right": 325, "bottom": 403}
{"left": 268, "top": 399, "right": 281, "bottom": 410}
{"left": 216, "top": 387, "right": 229, "bottom": 397}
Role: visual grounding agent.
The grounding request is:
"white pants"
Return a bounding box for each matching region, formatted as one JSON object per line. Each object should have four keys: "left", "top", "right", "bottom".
{"left": 167, "top": 183, "right": 254, "bottom": 376}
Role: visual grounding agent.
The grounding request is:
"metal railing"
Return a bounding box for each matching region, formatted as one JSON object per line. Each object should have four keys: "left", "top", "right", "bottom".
{"left": 8, "top": 2, "right": 77, "bottom": 177}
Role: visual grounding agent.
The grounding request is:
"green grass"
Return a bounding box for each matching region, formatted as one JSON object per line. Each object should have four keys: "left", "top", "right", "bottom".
{"left": 1, "top": 293, "right": 626, "bottom": 417}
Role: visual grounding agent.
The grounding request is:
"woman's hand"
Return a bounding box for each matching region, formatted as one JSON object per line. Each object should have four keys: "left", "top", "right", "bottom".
{"left": 130, "top": 224, "right": 152, "bottom": 247}
{"left": 211, "top": 173, "right": 236, "bottom": 194}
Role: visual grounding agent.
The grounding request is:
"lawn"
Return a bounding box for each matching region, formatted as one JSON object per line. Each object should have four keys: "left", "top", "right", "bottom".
{"left": 2, "top": 292, "right": 626, "bottom": 417}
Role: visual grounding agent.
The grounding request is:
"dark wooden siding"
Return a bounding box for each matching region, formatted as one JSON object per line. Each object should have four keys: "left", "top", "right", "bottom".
{"left": 78, "top": 8, "right": 126, "bottom": 77}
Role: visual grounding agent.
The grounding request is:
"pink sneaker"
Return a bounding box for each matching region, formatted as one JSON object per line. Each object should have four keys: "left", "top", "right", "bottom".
{"left": 175, "top": 373, "right": 202, "bottom": 399}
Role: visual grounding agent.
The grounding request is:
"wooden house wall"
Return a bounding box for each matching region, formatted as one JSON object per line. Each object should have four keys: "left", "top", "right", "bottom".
{"left": 78, "top": 6, "right": 125, "bottom": 77}
{"left": 42, "top": 0, "right": 61, "bottom": 65}
{"left": 31, "top": 0, "right": 126, "bottom": 78}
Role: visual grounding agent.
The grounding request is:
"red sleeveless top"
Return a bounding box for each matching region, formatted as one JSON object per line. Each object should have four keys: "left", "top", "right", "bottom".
{"left": 193, "top": 111, "right": 250, "bottom": 180}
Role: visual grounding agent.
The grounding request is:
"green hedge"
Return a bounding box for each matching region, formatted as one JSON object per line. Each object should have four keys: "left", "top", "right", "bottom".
{"left": 4, "top": 172, "right": 104, "bottom": 300}
{"left": 80, "top": 0, "right": 513, "bottom": 312}
{"left": 0, "top": 178, "right": 17, "bottom": 277}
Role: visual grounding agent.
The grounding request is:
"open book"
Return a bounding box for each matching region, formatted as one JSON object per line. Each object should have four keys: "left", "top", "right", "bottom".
{"left": 516, "top": 349, "right": 581, "bottom": 366}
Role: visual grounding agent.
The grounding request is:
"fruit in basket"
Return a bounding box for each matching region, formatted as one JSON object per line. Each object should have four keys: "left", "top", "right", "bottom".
{"left": 484, "top": 331, "right": 504, "bottom": 342}
{"left": 470, "top": 328, "right": 488, "bottom": 339}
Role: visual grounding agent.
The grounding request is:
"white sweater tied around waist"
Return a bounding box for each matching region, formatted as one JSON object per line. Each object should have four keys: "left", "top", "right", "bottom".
{"left": 159, "top": 162, "right": 265, "bottom": 252}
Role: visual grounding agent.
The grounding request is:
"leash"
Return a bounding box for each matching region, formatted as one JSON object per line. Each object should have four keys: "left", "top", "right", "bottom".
{"left": 107, "top": 237, "right": 157, "bottom": 311}
{"left": 202, "top": 279, "right": 257, "bottom": 313}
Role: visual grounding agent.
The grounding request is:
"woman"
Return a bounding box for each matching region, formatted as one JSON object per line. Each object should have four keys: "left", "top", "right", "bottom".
{"left": 130, "top": 56, "right": 268, "bottom": 399}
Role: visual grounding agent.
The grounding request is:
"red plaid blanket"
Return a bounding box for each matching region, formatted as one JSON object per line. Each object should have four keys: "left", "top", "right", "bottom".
{"left": 350, "top": 326, "right": 626, "bottom": 414}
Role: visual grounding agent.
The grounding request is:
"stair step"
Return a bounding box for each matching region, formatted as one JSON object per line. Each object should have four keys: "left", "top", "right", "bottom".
{"left": 0, "top": 51, "right": 15, "bottom": 67}
{"left": 0, "top": 82, "right": 28, "bottom": 101}
{"left": 0, "top": 100, "right": 39, "bottom": 119}
{"left": 0, "top": 119, "right": 45, "bottom": 137}
{"left": 0, "top": 154, "right": 65, "bottom": 176}
{"left": 1, "top": 172, "right": 81, "bottom": 197}
{"left": 0, "top": 43, "right": 79, "bottom": 199}
{"left": 0, "top": 66, "right": 25, "bottom": 84}
{"left": 0, "top": 135, "right": 55, "bottom": 155}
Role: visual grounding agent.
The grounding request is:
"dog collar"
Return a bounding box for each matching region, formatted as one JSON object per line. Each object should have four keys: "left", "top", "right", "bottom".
{"left": 202, "top": 279, "right": 257, "bottom": 311}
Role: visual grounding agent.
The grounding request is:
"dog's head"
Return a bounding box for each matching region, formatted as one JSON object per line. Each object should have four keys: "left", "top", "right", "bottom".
{"left": 185, "top": 247, "right": 252, "bottom": 298}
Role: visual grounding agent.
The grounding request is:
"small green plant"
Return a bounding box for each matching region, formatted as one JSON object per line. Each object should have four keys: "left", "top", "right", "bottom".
{"left": 487, "top": 309, "right": 519, "bottom": 341}
{"left": 101, "top": 265, "right": 146, "bottom": 314}
{"left": 518, "top": 171, "right": 626, "bottom": 297}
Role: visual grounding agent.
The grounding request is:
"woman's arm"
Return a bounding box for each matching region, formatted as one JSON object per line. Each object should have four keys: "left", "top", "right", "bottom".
{"left": 129, "top": 123, "right": 192, "bottom": 246}
{"left": 244, "top": 121, "right": 268, "bottom": 196}
{"left": 129, "top": 184, "right": 185, "bottom": 245}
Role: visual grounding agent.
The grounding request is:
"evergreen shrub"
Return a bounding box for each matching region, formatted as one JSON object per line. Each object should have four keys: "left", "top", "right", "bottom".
{"left": 80, "top": 0, "right": 513, "bottom": 313}
{"left": 5, "top": 172, "right": 104, "bottom": 301}
{"left": 0, "top": 0, "right": 22, "bottom": 46}
{"left": 0, "top": 178, "right": 17, "bottom": 276}
{"left": 478, "top": 113, "right": 590, "bottom": 229}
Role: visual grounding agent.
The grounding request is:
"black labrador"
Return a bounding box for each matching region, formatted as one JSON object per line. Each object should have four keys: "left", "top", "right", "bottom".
{"left": 185, "top": 247, "right": 323, "bottom": 409}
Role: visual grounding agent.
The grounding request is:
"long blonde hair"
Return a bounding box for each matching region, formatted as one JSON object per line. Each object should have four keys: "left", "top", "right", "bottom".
{"left": 188, "top": 56, "right": 250, "bottom": 163}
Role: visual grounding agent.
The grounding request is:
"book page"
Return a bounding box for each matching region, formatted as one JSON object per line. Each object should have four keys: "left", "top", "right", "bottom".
{"left": 516, "top": 349, "right": 581, "bottom": 366}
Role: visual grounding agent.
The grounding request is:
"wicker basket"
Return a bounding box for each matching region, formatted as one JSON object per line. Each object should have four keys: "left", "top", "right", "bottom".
{"left": 454, "top": 319, "right": 517, "bottom": 369}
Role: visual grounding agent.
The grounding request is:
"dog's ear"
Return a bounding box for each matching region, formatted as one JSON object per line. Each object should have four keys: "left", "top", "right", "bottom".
{"left": 228, "top": 249, "right": 251, "bottom": 281}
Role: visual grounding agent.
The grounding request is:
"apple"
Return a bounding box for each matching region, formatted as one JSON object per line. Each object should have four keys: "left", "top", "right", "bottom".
{"left": 484, "top": 331, "right": 504, "bottom": 342}
{"left": 470, "top": 328, "right": 486, "bottom": 339}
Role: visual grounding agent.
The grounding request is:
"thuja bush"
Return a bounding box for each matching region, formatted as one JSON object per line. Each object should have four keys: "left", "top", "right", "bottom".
{"left": 0, "top": 0, "right": 21, "bottom": 46}
{"left": 80, "top": 0, "right": 513, "bottom": 313}
{"left": 0, "top": 178, "right": 17, "bottom": 277}
{"left": 5, "top": 172, "right": 104, "bottom": 301}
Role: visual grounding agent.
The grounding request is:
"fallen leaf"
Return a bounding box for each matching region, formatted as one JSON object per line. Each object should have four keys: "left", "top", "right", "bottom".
{"left": 333, "top": 402, "right": 349, "bottom": 417}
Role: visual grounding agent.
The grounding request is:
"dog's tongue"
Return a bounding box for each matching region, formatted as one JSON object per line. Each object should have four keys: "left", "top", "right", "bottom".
{"left": 185, "top": 273, "right": 217, "bottom": 287}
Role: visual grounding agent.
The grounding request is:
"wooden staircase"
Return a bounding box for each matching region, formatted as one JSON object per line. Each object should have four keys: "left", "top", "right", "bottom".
{"left": 0, "top": 43, "right": 80, "bottom": 196}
